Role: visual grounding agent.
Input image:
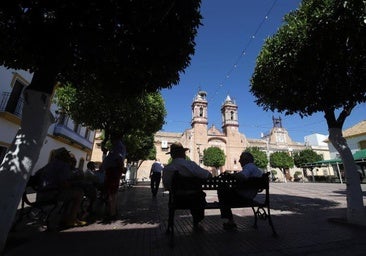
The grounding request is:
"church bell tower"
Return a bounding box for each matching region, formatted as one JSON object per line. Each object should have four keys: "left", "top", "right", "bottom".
{"left": 221, "top": 95, "right": 239, "bottom": 134}
{"left": 191, "top": 90, "right": 208, "bottom": 128}
{"left": 191, "top": 90, "right": 208, "bottom": 163}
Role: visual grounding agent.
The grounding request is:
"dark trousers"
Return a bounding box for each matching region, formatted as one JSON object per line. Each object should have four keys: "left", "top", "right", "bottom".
{"left": 175, "top": 191, "right": 206, "bottom": 225}
{"left": 150, "top": 172, "right": 161, "bottom": 196}
{"left": 218, "top": 188, "right": 251, "bottom": 220}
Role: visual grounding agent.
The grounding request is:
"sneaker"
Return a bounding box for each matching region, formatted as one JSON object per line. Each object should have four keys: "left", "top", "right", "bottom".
{"left": 223, "top": 222, "right": 237, "bottom": 230}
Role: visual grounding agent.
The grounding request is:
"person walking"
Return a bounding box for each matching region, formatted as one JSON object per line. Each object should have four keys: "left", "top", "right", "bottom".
{"left": 150, "top": 159, "right": 164, "bottom": 197}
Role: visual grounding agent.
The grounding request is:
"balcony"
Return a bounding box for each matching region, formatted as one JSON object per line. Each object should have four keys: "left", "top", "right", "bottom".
{"left": 53, "top": 123, "right": 93, "bottom": 150}
{"left": 1, "top": 91, "right": 93, "bottom": 150}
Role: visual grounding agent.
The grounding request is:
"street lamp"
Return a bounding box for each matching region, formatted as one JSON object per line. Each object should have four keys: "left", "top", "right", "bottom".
{"left": 261, "top": 132, "right": 270, "bottom": 171}
{"left": 196, "top": 144, "right": 202, "bottom": 166}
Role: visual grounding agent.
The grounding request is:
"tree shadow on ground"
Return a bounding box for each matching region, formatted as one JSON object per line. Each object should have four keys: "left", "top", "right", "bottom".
{"left": 268, "top": 193, "right": 340, "bottom": 213}
{"left": 13, "top": 183, "right": 344, "bottom": 229}
{"left": 7, "top": 183, "right": 366, "bottom": 256}
{"left": 331, "top": 189, "right": 366, "bottom": 196}
{"left": 6, "top": 201, "right": 366, "bottom": 256}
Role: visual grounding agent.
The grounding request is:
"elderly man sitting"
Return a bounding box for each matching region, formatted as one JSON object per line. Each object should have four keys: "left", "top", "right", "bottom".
{"left": 162, "top": 142, "right": 212, "bottom": 231}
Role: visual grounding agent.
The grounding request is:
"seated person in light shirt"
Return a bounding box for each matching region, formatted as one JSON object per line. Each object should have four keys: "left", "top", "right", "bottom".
{"left": 162, "top": 142, "right": 212, "bottom": 231}
{"left": 217, "top": 151, "right": 263, "bottom": 230}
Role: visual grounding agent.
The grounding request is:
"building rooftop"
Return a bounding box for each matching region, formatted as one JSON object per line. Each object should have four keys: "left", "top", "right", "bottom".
{"left": 343, "top": 120, "right": 366, "bottom": 138}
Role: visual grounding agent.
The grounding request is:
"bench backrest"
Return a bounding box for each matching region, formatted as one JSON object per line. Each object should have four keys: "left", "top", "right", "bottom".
{"left": 202, "top": 172, "right": 270, "bottom": 190}
{"left": 170, "top": 171, "right": 270, "bottom": 191}
{"left": 170, "top": 171, "right": 203, "bottom": 194}
{"left": 168, "top": 171, "right": 271, "bottom": 209}
{"left": 236, "top": 172, "right": 270, "bottom": 190}
{"left": 169, "top": 171, "right": 206, "bottom": 209}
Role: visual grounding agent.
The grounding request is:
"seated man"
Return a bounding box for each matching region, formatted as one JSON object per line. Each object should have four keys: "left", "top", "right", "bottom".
{"left": 79, "top": 161, "right": 102, "bottom": 216}
{"left": 217, "top": 151, "right": 263, "bottom": 230}
{"left": 41, "top": 147, "right": 87, "bottom": 228}
{"left": 162, "top": 142, "right": 212, "bottom": 231}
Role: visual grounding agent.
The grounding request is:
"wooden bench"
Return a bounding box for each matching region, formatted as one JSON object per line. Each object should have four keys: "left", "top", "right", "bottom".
{"left": 166, "top": 172, "right": 277, "bottom": 245}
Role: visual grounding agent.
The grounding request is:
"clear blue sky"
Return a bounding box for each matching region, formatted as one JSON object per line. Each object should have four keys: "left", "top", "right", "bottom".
{"left": 161, "top": 0, "right": 366, "bottom": 143}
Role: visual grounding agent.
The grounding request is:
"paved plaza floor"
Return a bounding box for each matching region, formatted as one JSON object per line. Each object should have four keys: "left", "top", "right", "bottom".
{"left": 4, "top": 182, "right": 366, "bottom": 256}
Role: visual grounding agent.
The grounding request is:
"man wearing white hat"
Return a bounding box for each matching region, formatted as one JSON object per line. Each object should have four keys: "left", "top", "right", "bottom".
{"left": 163, "top": 142, "right": 212, "bottom": 231}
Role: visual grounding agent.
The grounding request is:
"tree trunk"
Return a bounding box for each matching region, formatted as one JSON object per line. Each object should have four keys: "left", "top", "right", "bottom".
{"left": 280, "top": 168, "right": 287, "bottom": 183}
{"left": 328, "top": 127, "right": 365, "bottom": 225}
{"left": 310, "top": 168, "right": 315, "bottom": 182}
{"left": 0, "top": 89, "right": 53, "bottom": 252}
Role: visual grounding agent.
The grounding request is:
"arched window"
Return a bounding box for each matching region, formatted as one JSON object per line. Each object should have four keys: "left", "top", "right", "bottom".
{"left": 199, "top": 107, "right": 203, "bottom": 117}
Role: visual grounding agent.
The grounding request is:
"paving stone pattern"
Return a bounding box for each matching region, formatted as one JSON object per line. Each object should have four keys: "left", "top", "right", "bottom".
{"left": 4, "top": 182, "right": 366, "bottom": 256}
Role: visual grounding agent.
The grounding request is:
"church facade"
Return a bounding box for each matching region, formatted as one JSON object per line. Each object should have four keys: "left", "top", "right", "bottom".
{"left": 137, "top": 90, "right": 332, "bottom": 181}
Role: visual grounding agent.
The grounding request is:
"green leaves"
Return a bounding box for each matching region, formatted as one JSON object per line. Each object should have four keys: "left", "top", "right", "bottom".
{"left": 270, "top": 151, "right": 294, "bottom": 170}
{"left": 54, "top": 82, "right": 167, "bottom": 162}
{"left": 245, "top": 147, "right": 268, "bottom": 169}
{"left": 250, "top": 0, "right": 366, "bottom": 119}
{"left": 293, "top": 149, "right": 323, "bottom": 167}
{"left": 202, "top": 147, "right": 226, "bottom": 169}
{"left": 0, "top": 1, "right": 202, "bottom": 95}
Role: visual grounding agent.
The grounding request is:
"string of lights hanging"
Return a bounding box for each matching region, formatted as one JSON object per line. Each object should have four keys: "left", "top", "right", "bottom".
{"left": 208, "top": 0, "right": 279, "bottom": 103}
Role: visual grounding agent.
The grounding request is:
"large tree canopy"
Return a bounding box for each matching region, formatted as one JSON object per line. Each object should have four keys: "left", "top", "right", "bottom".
{"left": 251, "top": 0, "right": 366, "bottom": 124}
{"left": 0, "top": 1, "right": 202, "bottom": 94}
{"left": 54, "top": 84, "right": 166, "bottom": 163}
{"left": 0, "top": 2, "right": 202, "bottom": 251}
{"left": 55, "top": 84, "right": 166, "bottom": 136}
{"left": 250, "top": 0, "right": 366, "bottom": 224}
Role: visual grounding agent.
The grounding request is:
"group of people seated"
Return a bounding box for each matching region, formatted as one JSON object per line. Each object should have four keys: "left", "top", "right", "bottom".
{"left": 34, "top": 139, "right": 261, "bottom": 230}
{"left": 35, "top": 147, "right": 88, "bottom": 228}
{"left": 30, "top": 133, "right": 126, "bottom": 229}
{"left": 162, "top": 142, "right": 263, "bottom": 231}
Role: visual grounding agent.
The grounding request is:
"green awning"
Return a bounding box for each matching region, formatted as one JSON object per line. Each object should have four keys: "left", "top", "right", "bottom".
{"left": 314, "top": 159, "right": 342, "bottom": 165}
{"left": 353, "top": 149, "right": 366, "bottom": 160}
{"left": 299, "top": 159, "right": 342, "bottom": 168}
{"left": 300, "top": 150, "right": 366, "bottom": 167}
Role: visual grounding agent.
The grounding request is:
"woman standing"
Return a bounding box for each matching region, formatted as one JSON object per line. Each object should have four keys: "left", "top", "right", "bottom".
{"left": 101, "top": 133, "right": 126, "bottom": 221}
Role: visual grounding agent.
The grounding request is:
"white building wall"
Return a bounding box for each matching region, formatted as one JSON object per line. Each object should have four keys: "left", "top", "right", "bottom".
{"left": 346, "top": 135, "right": 366, "bottom": 152}
{"left": 0, "top": 119, "right": 18, "bottom": 145}
{"left": 0, "top": 67, "right": 94, "bottom": 172}
{"left": 328, "top": 134, "right": 366, "bottom": 159}
{"left": 0, "top": 68, "right": 32, "bottom": 88}
{"left": 305, "top": 133, "right": 328, "bottom": 147}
